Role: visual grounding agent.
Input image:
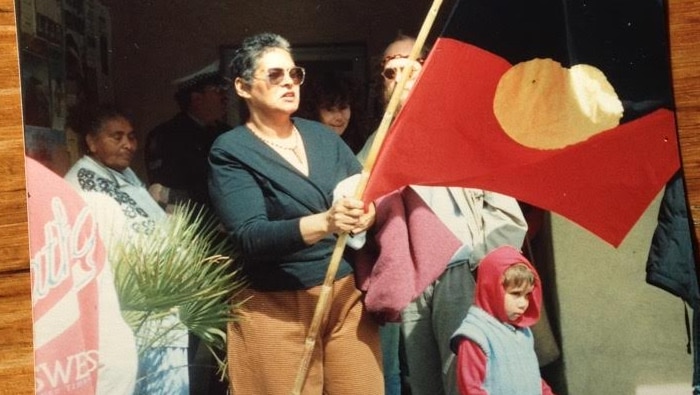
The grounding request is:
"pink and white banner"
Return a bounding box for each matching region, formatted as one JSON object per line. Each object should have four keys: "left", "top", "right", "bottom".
{"left": 27, "top": 157, "right": 136, "bottom": 395}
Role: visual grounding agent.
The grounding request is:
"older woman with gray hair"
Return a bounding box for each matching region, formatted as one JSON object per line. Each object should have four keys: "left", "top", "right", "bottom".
{"left": 208, "top": 32, "right": 383, "bottom": 394}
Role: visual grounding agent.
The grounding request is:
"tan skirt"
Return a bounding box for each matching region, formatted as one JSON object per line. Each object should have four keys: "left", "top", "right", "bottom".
{"left": 227, "top": 275, "right": 384, "bottom": 395}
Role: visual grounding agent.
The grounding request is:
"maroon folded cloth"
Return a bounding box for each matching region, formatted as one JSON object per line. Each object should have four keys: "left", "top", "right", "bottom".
{"left": 355, "top": 187, "right": 461, "bottom": 322}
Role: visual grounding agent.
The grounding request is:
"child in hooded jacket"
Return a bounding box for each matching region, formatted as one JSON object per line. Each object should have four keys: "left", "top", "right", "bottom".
{"left": 450, "top": 246, "right": 555, "bottom": 395}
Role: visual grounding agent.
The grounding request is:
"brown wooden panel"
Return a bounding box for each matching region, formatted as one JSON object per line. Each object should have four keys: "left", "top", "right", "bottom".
{"left": 0, "top": 0, "right": 29, "bottom": 272}
{"left": 0, "top": 144, "right": 28, "bottom": 193}
{"left": 0, "top": 271, "right": 34, "bottom": 395}
{"left": 668, "top": 1, "right": 700, "bottom": 235}
{"left": 0, "top": 0, "right": 33, "bottom": 394}
{"left": 0, "top": 5, "right": 27, "bottom": 260}
{"left": 0, "top": 224, "right": 30, "bottom": 272}
{"left": 0, "top": 0, "right": 28, "bottom": 276}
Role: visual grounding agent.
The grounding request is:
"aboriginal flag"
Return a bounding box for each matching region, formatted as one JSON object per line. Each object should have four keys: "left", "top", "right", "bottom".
{"left": 362, "top": 0, "right": 680, "bottom": 247}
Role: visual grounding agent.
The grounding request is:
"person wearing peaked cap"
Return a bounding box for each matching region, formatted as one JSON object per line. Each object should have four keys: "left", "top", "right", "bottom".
{"left": 144, "top": 61, "right": 232, "bottom": 214}
{"left": 144, "top": 62, "right": 231, "bottom": 395}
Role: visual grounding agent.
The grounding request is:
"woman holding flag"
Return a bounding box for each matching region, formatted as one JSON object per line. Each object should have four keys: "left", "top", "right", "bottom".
{"left": 208, "top": 32, "right": 383, "bottom": 394}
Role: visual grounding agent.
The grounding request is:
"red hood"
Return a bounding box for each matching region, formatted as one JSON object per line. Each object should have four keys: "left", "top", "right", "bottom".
{"left": 474, "top": 246, "right": 542, "bottom": 327}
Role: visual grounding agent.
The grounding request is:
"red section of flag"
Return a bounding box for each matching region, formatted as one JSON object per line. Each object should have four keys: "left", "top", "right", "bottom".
{"left": 363, "top": 38, "right": 680, "bottom": 247}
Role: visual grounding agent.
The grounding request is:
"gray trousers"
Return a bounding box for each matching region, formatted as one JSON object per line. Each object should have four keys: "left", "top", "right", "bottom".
{"left": 400, "top": 263, "right": 475, "bottom": 395}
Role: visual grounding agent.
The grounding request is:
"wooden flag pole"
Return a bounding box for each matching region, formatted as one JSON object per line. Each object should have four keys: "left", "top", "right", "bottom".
{"left": 355, "top": 0, "right": 444, "bottom": 188}
{"left": 291, "top": 1, "right": 444, "bottom": 393}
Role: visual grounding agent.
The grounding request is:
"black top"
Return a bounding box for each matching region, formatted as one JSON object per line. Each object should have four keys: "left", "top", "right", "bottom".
{"left": 208, "top": 118, "right": 362, "bottom": 291}
{"left": 145, "top": 112, "right": 230, "bottom": 207}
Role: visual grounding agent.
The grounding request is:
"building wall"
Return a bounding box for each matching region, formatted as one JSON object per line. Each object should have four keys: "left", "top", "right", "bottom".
{"left": 552, "top": 194, "right": 694, "bottom": 394}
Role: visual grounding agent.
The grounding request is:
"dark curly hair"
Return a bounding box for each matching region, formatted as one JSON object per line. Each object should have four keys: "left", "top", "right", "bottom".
{"left": 229, "top": 32, "right": 291, "bottom": 84}
{"left": 66, "top": 103, "right": 133, "bottom": 155}
{"left": 296, "top": 71, "right": 369, "bottom": 153}
{"left": 297, "top": 72, "right": 355, "bottom": 119}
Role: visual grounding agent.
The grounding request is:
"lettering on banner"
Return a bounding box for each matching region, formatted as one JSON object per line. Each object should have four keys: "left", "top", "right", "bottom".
{"left": 31, "top": 197, "right": 99, "bottom": 302}
{"left": 34, "top": 349, "right": 100, "bottom": 393}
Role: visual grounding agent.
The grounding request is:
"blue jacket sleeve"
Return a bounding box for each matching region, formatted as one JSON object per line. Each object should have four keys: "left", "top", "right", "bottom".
{"left": 208, "top": 144, "right": 308, "bottom": 259}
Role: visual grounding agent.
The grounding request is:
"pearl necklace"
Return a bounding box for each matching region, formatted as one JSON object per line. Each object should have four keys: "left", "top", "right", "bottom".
{"left": 254, "top": 127, "right": 300, "bottom": 151}
{"left": 251, "top": 125, "right": 308, "bottom": 173}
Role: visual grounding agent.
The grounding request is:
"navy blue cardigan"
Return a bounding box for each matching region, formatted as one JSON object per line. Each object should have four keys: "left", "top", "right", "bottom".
{"left": 209, "top": 117, "right": 362, "bottom": 291}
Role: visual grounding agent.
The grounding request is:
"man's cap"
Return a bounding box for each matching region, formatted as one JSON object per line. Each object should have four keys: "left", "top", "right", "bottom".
{"left": 173, "top": 60, "right": 227, "bottom": 94}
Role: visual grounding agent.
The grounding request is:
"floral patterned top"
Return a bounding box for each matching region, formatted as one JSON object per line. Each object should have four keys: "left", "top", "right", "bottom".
{"left": 64, "top": 155, "right": 165, "bottom": 235}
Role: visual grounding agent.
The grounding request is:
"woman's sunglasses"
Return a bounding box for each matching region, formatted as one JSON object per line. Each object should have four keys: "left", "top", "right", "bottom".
{"left": 255, "top": 67, "right": 306, "bottom": 86}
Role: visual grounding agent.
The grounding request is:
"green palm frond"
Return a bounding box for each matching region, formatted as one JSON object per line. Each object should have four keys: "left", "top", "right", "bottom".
{"left": 110, "top": 204, "right": 248, "bottom": 364}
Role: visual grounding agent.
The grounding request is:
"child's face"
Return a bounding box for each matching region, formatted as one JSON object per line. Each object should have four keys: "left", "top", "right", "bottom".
{"left": 503, "top": 283, "right": 535, "bottom": 323}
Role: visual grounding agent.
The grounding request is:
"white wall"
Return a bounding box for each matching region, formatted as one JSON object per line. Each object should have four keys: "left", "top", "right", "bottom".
{"left": 552, "top": 191, "right": 694, "bottom": 394}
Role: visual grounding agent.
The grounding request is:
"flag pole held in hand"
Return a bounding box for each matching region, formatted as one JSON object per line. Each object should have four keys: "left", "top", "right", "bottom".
{"left": 290, "top": 1, "right": 445, "bottom": 394}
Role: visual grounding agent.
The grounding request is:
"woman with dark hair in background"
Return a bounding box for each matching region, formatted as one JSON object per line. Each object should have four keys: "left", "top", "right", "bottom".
{"left": 298, "top": 71, "right": 368, "bottom": 153}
